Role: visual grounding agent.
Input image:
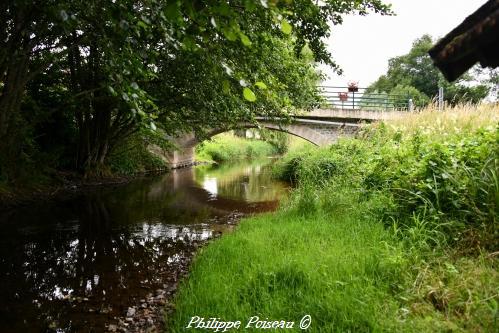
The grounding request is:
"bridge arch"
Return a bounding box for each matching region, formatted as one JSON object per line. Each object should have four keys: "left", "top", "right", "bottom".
{"left": 166, "top": 118, "right": 359, "bottom": 168}
{"left": 181, "top": 122, "right": 330, "bottom": 148}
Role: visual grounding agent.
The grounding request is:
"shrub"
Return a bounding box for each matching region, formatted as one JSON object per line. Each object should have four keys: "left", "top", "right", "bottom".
{"left": 272, "top": 105, "right": 498, "bottom": 249}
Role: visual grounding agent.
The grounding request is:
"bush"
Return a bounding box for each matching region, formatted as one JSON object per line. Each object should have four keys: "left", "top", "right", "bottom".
{"left": 108, "top": 129, "right": 170, "bottom": 175}
{"left": 273, "top": 105, "right": 498, "bottom": 249}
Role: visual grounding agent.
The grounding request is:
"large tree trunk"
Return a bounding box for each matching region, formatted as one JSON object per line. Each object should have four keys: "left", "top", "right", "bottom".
{"left": 0, "top": 56, "right": 29, "bottom": 138}
{"left": 0, "top": 45, "right": 31, "bottom": 181}
{"left": 0, "top": 3, "right": 31, "bottom": 143}
{"left": 66, "top": 33, "right": 138, "bottom": 178}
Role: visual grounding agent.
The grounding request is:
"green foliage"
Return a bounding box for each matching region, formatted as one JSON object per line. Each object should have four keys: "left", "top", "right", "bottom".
{"left": 390, "top": 84, "right": 429, "bottom": 108}
{"left": 108, "top": 129, "right": 170, "bottom": 175}
{"left": 273, "top": 106, "right": 498, "bottom": 249}
{"left": 195, "top": 133, "right": 278, "bottom": 163}
{"left": 474, "top": 68, "right": 498, "bottom": 101}
{"left": 367, "top": 35, "right": 490, "bottom": 106}
{"left": 1, "top": 0, "right": 393, "bottom": 181}
{"left": 256, "top": 128, "right": 290, "bottom": 154}
{"left": 242, "top": 87, "right": 257, "bottom": 102}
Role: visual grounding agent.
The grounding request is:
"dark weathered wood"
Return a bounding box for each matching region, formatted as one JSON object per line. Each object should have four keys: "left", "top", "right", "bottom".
{"left": 429, "top": 0, "right": 499, "bottom": 81}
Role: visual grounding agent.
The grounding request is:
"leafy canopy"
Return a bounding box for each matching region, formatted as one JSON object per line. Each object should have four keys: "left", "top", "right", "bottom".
{"left": 0, "top": 0, "right": 394, "bottom": 177}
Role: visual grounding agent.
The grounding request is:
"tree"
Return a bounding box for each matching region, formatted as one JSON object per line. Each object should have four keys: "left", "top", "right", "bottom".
{"left": 390, "top": 84, "right": 429, "bottom": 108}
{"left": 472, "top": 67, "right": 498, "bottom": 102}
{"left": 1, "top": 0, "right": 393, "bottom": 179}
{"left": 367, "top": 34, "right": 490, "bottom": 106}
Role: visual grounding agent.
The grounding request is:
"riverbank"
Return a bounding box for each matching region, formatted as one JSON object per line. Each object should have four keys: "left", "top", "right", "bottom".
{"left": 0, "top": 169, "right": 170, "bottom": 211}
{"left": 195, "top": 133, "right": 280, "bottom": 163}
{"left": 0, "top": 132, "right": 285, "bottom": 210}
{"left": 0, "top": 143, "right": 172, "bottom": 211}
{"left": 167, "top": 105, "right": 498, "bottom": 332}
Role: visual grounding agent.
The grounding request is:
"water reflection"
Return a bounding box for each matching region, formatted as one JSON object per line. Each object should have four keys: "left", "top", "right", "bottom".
{"left": 0, "top": 159, "right": 287, "bottom": 332}
{"left": 194, "top": 159, "right": 288, "bottom": 202}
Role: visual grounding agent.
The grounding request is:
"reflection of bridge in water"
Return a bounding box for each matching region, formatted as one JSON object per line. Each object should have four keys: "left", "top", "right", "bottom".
{"left": 166, "top": 165, "right": 283, "bottom": 214}
{"left": 166, "top": 86, "right": 411, "bottom": 168}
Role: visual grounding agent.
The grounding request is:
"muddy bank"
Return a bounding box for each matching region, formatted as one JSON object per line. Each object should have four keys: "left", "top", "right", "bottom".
{"left": 106, "top": 237, "right": 205, "bottom": 333}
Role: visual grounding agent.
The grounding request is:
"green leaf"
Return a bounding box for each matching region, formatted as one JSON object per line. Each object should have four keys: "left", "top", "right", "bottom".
{"left": 255, "top": 81, "right": 267, "bottom": 89}
{"left": 281, "top": 19, "right": 292, "bottom": 34}
{"left": 243, "top": 87, "right": 256, "bottom": 102}
{"left": 223, "top": 28, "right": 238, "bottom": 41}
{"left": 182, "top": 36, "right": 197, "bottom": 50}
{"left": 222, "top": 80, "right": 230, "bottom": 94}
{"left": 215, "top": 3, "right": 230, "bottom": 16}
{"left": 165, "top": 2, "right": 180, "bottom": 20}
{"left": 244, "top": 0, "right": 257, "bottom": 11}
{"left": 240, "top": 33, "right": 252, "bottom": 47}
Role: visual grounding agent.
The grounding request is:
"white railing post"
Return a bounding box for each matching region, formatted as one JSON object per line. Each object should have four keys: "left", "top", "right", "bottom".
{"left": 438, "top": 87, "right": 444, "bottom": 111}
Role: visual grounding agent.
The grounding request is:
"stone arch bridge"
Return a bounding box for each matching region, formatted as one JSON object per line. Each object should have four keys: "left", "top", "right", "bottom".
{"left": 164, "top": 108, "right": 402, "bottom": 168}
{"left": 158, "top": 84, "right": 411, "bottom": 168}
{"left": 166, "top": 118, "right": 359, "bottom": 168}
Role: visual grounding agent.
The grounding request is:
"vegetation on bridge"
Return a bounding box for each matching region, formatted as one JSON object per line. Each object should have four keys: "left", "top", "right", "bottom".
{"left": 168, "top": 105, "right": 498, "bottom": 332}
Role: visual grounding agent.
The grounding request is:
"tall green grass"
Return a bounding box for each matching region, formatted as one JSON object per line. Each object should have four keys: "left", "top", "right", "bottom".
{"left": 275, "top": 105, "right": 498, "bottom": 248}
{"left": 168, "top": 194, "right": 409, "bottom": 332}
{"left": 196, "top": 133, "right": 279, "bottom": 163}
{"left": 168, "top": 105, "right": 498, "bottom": 332}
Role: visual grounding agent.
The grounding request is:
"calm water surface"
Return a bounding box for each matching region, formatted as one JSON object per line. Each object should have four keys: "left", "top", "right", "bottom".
{"left": 0, "top": 159, "right": 288, "bottom": 332}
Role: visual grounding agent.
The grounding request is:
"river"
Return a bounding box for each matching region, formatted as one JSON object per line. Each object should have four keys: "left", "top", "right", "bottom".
{"left": 0, "top": 159, "right": 289, "bottom": 332}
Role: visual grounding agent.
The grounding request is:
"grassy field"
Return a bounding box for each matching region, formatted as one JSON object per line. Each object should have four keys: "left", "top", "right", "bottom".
{"left": 195, "top": 132, "right": 280, "bottom": 163}
{"left": 168, "top": 105, "right": 498, "bottom": 332}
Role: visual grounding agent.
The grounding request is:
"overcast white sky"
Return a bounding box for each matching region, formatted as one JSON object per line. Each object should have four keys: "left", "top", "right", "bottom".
{"left": 320, "top": 0, "right": 488, "bottom": 87}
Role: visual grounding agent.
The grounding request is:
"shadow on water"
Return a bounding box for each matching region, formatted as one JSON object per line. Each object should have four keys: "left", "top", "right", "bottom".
{"left": 0, "top": 159, "right": 288, "bottom": 332}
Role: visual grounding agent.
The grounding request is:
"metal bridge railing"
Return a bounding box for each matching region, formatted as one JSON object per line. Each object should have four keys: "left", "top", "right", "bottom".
{"left": 319, "top": 86, "right": 412, "bottom": 111}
